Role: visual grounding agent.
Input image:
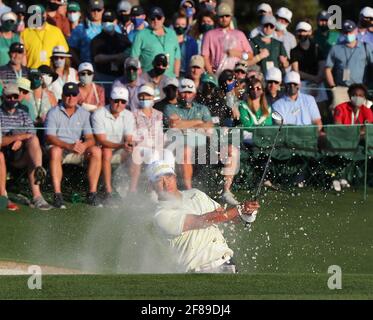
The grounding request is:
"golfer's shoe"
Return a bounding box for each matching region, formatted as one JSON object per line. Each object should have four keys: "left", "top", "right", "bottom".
{"left": 222, "top": 191, "right": 240, "bottom": 206}
{"left": 32, "top": 196, "right": 53, "bottom": 211}
{"left": 34, "top": 166, "right": 47, "bottom": 185}
{"left": 332, "top": 180, "right": 341, "bottom": 192}
{"left": 297, "top": 181, "right": 305, "bottom": 188}
{"left": 87, "top": 192, "right": 103, "bottom": 208}
{"left": 340, "top": 179, "right": 350, "bottom": 188}
{"left": 53, "top": 193, "right": 67, "bottom": 209}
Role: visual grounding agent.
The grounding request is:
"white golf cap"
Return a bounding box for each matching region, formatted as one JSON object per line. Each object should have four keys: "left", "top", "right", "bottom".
{"left": 78, "top": 62, "right": 94, "bottom": 73}
{"left": 117, "top": 0, "right": 132, "bottom": 12}
{"left": 257, "top": 3, "right": 272, "bottom": 13}
{"left": 138, "top": 83, "right": 155, "bottom": 96}
{"left": 147, "top": 160, "right": 175, "bottom": 182}
{"left": 163, "top": 77, "right": 179, "bottom": 89}
{"left": 265, "top": 67, "right": 282, "bottom": 83}
{"left": 360, "top": 6, "right": 373, "bottom": 18}
{"left": 276, "top": 7, "right": 292, "bottom": 23}
{"left": 284, "top": 71, "right": 301, "bottom": 85}
{"left": 111, "top": 87, "right": 129, "bottom": 101}
{"left": 179, "top": 78, "right": 196, "bottom": 93}
{"left": 1, "top": 11, "right": 17, "bottom": 22}
{"left": 296, "top": 21, "right": 312, "bottom": 32}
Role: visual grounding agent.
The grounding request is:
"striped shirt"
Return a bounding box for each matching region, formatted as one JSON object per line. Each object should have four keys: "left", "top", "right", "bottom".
{"left": 0, "top": 104, "right": 35, "bottom": 135}
{"left": 133, "top": 108, "right": 164, "bottom": 147}
{"left": 0, "top": 63, "right": 30, "bottom": 84}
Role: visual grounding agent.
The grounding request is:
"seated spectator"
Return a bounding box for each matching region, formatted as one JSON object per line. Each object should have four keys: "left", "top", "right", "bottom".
{"left": 273, "top": 7, "right": 297, "bottom": 58}
{"left": 265, "top": 67, "right": 283, "bottom": 106}
{"left": 112, "top": 57, "right": 145, "bottom": 112}
{"left": 11, "top": 1, "right": 27, "bottom": 33}
{"left": 188, "top": 9, "right": 215, "bottom": 54}
{"left": 16, "top": 77, "right": 35, "bottom": 120}
{"left": 173, "top": 13, "right": 198, "bottom": 77}
{"left": 140, "top": 53, "right": 171, "bottom": 103}
{"left": 46, "top": 0, "right": 71, "bottom": 38}
{"left": 128, "top": 5, "right": 147, "bottom": 43}
{"left": 0, "top": 11, "right": 20, "bottom": 66}
{"left": 49, "top": 45, "right": 78, "bottom": 101}
{"left": 0, "top": 149, "right": 19, "bottom": 210}
{"left": 0, "top": 83, "right": 52, "bottom": 210}
{"left": 154, "top": 77, "right": 179, "bottom": 114}
{"left": 334, "top": 83, "right": 373, "bottom": 125}
{"left": 91, "top": 9, "right": 131, "bottom": 82}
{"left": 45, "top": 82, "right": 102, "bottom": 208}
{"left": 66, "top": 1, "right": 81, "bottom": 32}
{"left": 188, "top": 55, "right": 205, "bottom": 92}
{"left": 77, "top": 62, "right": 105, "bottom": 112}
{"left": 21, "top": 4, "right": 68, "bottom": 68}
{"left": 0, "top": 42, "right": 29, "bottom": 84}
{"left": 234, "top": 60, "right": 248, "bottom": 81}
{"left": 91, "top": 87, "right": 135, "bottom": 201}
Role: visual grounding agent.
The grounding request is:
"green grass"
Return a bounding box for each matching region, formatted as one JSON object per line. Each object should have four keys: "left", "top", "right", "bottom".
{"left": 0, "top": 187, "right": 372, "bottom": 299}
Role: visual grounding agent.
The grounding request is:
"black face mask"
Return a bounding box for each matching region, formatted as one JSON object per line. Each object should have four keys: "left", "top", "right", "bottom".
{"left": 153, "top": 66, "right": 166, "bottom": 76}
{"left": 4, "top": 100, "right": 18, "bottom": 109}
{"left": 47, "top": 2, "right": 60, "bottom": 11}
{"left": 174, "top": 26, "right": 187, "bottom": 35}
{"left": 119, "top": 14, "right": 130, "bottom": 25}
{"left": 298, "top": 35, "right": 310, "bottom": 43}
{"left": 286, "top": 85, "right": 299, "bottom": 96}
{"left": 319, "top": 25, "right": 329, "bottom": 32}
{"left": 164, "top": 86, "right": 177, "bottom": 101}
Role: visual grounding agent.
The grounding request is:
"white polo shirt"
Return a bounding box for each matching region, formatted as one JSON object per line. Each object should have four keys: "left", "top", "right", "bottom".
{"left": 154, "top": 189, "right": 233, "bottom": 272}
{"left": 91, "top": 105, "right": 135, "bottom": 144}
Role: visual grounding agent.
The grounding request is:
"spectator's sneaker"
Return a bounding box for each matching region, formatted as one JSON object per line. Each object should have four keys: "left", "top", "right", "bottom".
{"left": 34, "top": 166, "right": 47, "bottom": 185}
{"left": 87, "top": 192, "right": 103, "bottom": 207}
{"left": 340, "top": 179, "right": 351, "bottom": 188}
{"left": 102, "top": 192, "right": 118, "bottom": 208}
{"left": 53, "top": 193, "right": 67, "bottom": 209}
{"left": 32, "top": 196, "right": 53, "bottom": 211}
{"left": 7, "top": 200, "right": 20, "bottom": 211}
{"left": 222, "top": 191, "right": 240, "bottom": 206}
{"left": 332, "top": 180, "right": 341, "bottom": 192}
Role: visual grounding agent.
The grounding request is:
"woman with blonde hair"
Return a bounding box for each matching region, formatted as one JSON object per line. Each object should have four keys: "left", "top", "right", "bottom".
{"left": 49, "top": 45, "right": 78, "bottom": 100}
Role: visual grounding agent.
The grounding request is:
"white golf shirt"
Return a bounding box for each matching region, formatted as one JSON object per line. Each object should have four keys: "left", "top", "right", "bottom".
{"left": 154, "top": 189, "right": 234, "bottom": 272}
{"left": 91, "top": 105, "right": 135, "bottom": 143}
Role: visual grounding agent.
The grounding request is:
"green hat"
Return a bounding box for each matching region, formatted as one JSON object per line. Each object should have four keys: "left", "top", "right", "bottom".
{"left": 32, "top": 4, "right": 46, "bottom": 14}
{"left": 201, "top": 73, "right": 218, "bottom": 87}
{"left": 68, "top": 2, "right": 81, "bottom": 12}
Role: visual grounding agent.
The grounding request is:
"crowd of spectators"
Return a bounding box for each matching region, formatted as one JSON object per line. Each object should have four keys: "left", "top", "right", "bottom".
{"left": 0, "top": 0, "right": 373, "bottom": 210}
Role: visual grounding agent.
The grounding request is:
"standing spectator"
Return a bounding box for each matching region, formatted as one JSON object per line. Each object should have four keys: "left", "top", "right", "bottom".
{"left": 78, "top": 62, "right": 105, "bottom": 112}
{"left": 251, "top": 15, "right": 289, "bottom": 76}
{"left": 0, "top": 42, "right": 29, "bottom": 84}
{"left": 140, "top": 53, "right": 171, "bottom": 103}
{"left": 49, "top": 45, "right": 78, "bottom": 101}
{"left": 199, "top": 0, "right": 217, "bottom": 13}
{"left": 265, "top": 67, "right": 283, "bottom": 106}
{"left": 179, "top": 0, "right": 196, "bottom": 29}
{"left": 11, "top": 1, "right": 27, "bottom": 33}
{"left": 67, "top": 2, "right": 81, "bottom": 32}
{"left": 91, "top": 10, "right": 131, "bottom": 82}
{"left": 273, "top": 7, "right": 297, "bottom": 59}
{"left": 250, "top": 3, "right": 273, "bottom": 39}
{"left": 112, "top": 57, "right": 145, "bottom": 112}
{"left": 68, "top": 0, "right": 105, "bottom": 64}
{"left": 154, "top": 77, "right": 179, "bottom": 114}
{"left": 116, "top": 0, "right": 132, "bottom": 36}
{"left": 21, "top": 4, "right": 68, "bottom": 68}
{"left": 202, "top": 3, "right": 252, "bottom": 75}
{"left": 358, "top": 7, "right": 373, "bottom": 45}
{"left": 131, "top": 6, "right": 181, "bottom": 78}
{"left": 189, "top": 10, "right": 215, "bottom": 54}
{"left": 45, "top": 82, "right": 102, "bottom": 208}
{"left": 46, "top": 0, "right": 71, "bottom": 38}
{"left": 188, "top": 55, "right": 205, "bottom": 91}
{"left": 325, "top": 20, "right": 373, "bottom": 109}
{"left": 0, "top": 83, "right": 52, "bottom": 210}
{"left": 174, "top": 13, "right": 198, "bottom": 77}
{"left": 0, "top": 12, "right": 20, "bottom": 66}
{"left": 314, "top": 11, "right": 339, "bottom": 62}
{"left": 128, "top": 5, "right": 147, "bottom": 43}
{"left": 91, "top": 86, "right": 135, "bottom": 200}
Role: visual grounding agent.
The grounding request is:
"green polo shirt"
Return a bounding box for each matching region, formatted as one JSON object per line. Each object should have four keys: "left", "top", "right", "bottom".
{"left": 130, "top": 26, "right": 181, "bottom": 77}
{"left": 314, "top": 29, "right": 340, "bottom": 60}
{"left": 239, "top": 101, "right": 272, "bottom": 127}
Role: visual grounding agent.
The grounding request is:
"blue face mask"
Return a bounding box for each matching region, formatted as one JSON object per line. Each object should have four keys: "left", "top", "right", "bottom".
{"left": 103, "top": 22, "right": 115, "bottom": 33}
{"left": 185, "top": 7, "right": 194, "bottom": 18}
{"left": 132, "top": 17, "right": 145, "bottom": 28}
{"left": 346, "top": 34, "right": 356, "bottom": 43}
{"left": 139, "top": 100, "right": 154, "bottom": 109}
{"left": 225, "top": 81, "right": 236, "bottom": 92}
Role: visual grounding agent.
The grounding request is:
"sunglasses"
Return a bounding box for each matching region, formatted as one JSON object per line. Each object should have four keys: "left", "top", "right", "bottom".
{"left": 79, "top": 71, "right": 94, "bottom": 76}
{"left": 150, "top": 16, "right": 163, "bottom": 21}
{"left": 267, "top": 80, "right": 280, "bottom": 85}
{"left": 5, "top": 94, "right": 19, "bottom": 100}
{"left": 264, "top": 24, "right": 275, "bottom": 29}
{"left": 91, "top": 9, "right": 103, "bottom": 12}
{"left": 11, "top": 49, "right": 24, "bottom": 54}
{"left": 19, "top": 89, "right": 29, "bottom": 95}
{"left": 64, "top": 93, "right": 78, "bottom": 97}
{"left": 53, "top": 56, "right": 65, "bottom": 60}
{"left": 181, "top": 84, "right": 194, "bottom": 89}
{"left": 113, "top": 99, "right": 127, "bottom": 104}
{"left": 219, "top": 15, "right": 231, "bottom": 18}
{"left": 250, "top": 86, "right": 263, "bottom": 91}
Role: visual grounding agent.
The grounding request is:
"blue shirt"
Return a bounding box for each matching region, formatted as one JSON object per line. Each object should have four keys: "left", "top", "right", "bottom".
{"left": 325, "top": 41, "right": 373, "bottom": 86}
{"left": 273, "top": 92, "right": 321, "bottom": 126}
{"left": 45, "top": 104, "right": 93, "bottom": 144}
{"left": 180, "top": 35, "right": 198, "bottom": 75}
{"left": 358, "top": 31, "right": 373, "bottom": 46}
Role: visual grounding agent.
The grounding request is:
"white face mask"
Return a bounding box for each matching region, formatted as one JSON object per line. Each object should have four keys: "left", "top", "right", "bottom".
{"left": 276, "top": 21, "right": 287, "bottom": 31}
{"left": 42, "top": 74, "right": 53, "bottom": 87}
{"left": 53, "top": 58, "right": 66, "bottom": 68}
{"left": 79, "top": 74, "right": 94, "bottom": 86}
{"left": 68, "top": 12, "right": 81, "bottom": 23}
{"left": 139, "top": 100, "right": 154, "bottom": 109}
{"left": 351, "top": 96, "right": 366, "bottom": 108}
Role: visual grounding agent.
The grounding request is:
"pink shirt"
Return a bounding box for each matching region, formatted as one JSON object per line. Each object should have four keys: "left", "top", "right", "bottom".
{"left": 201, "top": 28, "right": 252, "bottom": 72}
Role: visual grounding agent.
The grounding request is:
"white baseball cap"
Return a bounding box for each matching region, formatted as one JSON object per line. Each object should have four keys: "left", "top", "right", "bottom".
{"left": 163, "top": 77, "right": 179, "bottom": 89}
{"left": 179, "top": 78, "right": 196, "bottom": 93}
{"left": 138, "top": 83, "right": 155, "bottom": 96}
{"left": 360, "top": 6, "right": 373, "bottom": 18}
{"left": 147, "top": 160, "right": 175, "bottom": 182}
{"left": 78, "top": 62, "right": 94, "bottom": 73}
{"left": 284, "top": 71, "right": 301, "bottom": 85}
{"left": 265, "top": 67, "right": 282, "bottom": 83}
{"left": 117, "top": 0, "right": 132, "bottom": 12}
{"left": 111, "top": 87, "right": 129, "bottom": 101}
{"left": 276, "top": 7, "right": 292, "bottom": 23}
{"left": 257, "top": 3, "right": 272, "bottom": 13}
{"left": 296, "top": 21, "right": 312, "bottom": 32}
